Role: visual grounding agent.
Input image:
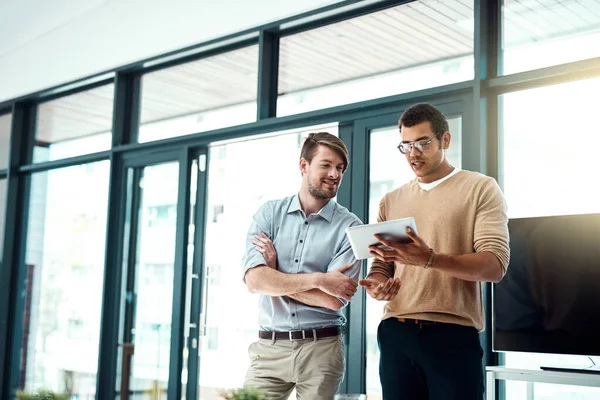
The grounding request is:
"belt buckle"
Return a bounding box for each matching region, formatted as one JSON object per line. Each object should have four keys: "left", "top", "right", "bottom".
{"left": 289, "top": 330, "right": 306, "bottom": 341}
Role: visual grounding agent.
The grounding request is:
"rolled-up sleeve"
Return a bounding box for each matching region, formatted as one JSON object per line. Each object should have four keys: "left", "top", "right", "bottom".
{"left": 242, "top": 202, "right": 272, "bottom": 282}
{"left": 368, "top": 196, "right": 395, "bottom": 279}
{"left": 326, "top": 219, "right": 363, "bottom": 307}
{"left": 474, "top": 179, "right": 510, "bottom": 277}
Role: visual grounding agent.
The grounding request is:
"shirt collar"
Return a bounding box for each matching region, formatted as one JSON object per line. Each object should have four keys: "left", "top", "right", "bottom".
{"left": 288, "top": 194, "right": 335, "bottom": 223}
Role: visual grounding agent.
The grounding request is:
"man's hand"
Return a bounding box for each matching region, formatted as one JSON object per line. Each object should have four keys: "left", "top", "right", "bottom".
{"left": 359, "top": 273, "right": 401, "bottom": 301}
{"left": 369, "top": 227, "right": 430, "bottom": 267}
{"left": 252, "top": 233, "right": 277, "bottom": 269}
{"left": 317, "top": 263, "right": 358, "bottom": 301}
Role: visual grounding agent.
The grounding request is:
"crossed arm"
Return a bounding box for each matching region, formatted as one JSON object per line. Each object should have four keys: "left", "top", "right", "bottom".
{"left": 244, "top": 233, "right": 358, "bottom": 310}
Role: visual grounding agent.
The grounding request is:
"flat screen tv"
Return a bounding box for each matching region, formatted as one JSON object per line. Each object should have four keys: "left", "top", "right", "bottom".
{"left": 493, "top": 213, "right": 600, "bottom": 362}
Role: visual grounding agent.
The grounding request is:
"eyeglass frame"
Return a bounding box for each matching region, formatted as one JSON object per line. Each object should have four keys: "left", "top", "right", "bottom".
{"left": 397, "top": 132, "right": 441, "bottom": 155}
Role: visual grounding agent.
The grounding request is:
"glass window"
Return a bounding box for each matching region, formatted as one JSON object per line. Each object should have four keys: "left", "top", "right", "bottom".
{"left": 366, "top": 117, "right": 462, "bottom": 399}
{"left": 0, "top": 113, "right": 11, "bottom": 170}
{"left": 195, "top": 124, "right": 338, "bottom": 399}
{"left": 501, "top": 77, "right": 600, "bottom": 399}
{"left": 502, "top": 0, "right": 600, "bottom": 75}
{"left": 138, "top": 46, "right": 259, "bottom": 143}
{"left": 35, "top": 85, "right": 114, "bottom": 163}
{"left": 503, "top": 352, "right": 600, "bottom": 399}
{"left": 0, "top": 179, "right": 6, "bottom": 259}
{"left": 501, "top": 77, "right": 600, "bottom": 219}
{"left": 277, "top": 0, "right": 474, "bottom": 116}
{"left": 21, "top": 161, "right": 110, "bottom": 396}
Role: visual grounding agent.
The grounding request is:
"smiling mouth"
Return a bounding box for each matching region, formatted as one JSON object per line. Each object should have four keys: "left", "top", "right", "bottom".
{"left": 322, "top": 180, "right": 338, "bottom": 186}
{"left": 411, "top": 160, "right": 425, "bottom": 168}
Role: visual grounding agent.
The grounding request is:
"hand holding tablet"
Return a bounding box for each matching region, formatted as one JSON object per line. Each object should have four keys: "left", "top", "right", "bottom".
{"left": 345, "top": 217, "right": 418, "bottom": 260}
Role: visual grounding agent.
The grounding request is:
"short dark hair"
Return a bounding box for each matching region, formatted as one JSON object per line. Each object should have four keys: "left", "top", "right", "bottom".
{"left": 398, "top": 103, "right": 449, "bottom": 138}
{"left": 300, "top": 132, "right": 349, "bottom": 172}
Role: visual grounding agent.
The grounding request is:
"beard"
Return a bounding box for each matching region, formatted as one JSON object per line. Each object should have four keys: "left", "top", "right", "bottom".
{"left": 308, "top": 179, "right": 336, "bottom": 200}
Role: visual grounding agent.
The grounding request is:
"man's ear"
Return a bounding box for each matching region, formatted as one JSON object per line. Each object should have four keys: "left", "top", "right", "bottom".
{"left": 442, "top": 131, "right": 451, "bottom": 150}
{"left": 299, "top": 157, "right": 308, "bottom": 174}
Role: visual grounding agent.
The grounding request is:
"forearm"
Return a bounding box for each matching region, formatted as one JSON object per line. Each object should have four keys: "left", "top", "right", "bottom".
{"left": 430, "top": 251, "right": 503, "bottom": 282}
{"left": 245, "top": 266, "right": 321, "bottom": 296}
{"left": 288, "top": 289, "right": 343, "bottom": 310}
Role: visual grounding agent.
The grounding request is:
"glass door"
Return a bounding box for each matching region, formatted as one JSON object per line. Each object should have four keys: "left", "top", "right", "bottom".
{"left": 183, "top": 124, "right": 339, "bottom": 400}
{"left": 116, "top": 158, "right": 183, "bottom": 400}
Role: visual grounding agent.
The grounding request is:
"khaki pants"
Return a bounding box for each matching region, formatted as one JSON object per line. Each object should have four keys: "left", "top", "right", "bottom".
{"left": 244, "top": 335, "right": 345, "bottom": 400}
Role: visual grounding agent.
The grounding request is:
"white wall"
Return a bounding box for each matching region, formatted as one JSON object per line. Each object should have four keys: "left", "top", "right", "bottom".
{"left": 0, "top": 0, "right": 342, "bottom": 103}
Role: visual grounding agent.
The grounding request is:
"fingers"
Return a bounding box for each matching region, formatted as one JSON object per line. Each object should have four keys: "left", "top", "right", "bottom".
{"left": 369, "top": 278, "right": 401, "bottom": 301}
{"left": 405, "top": 226, "right": 417, "bottom": 241}
{"left": 388, "top": 279, "right": 401, "bottom": 298}
{"left": 254, "top": 234, "right": 273, "bottom": 246}
{"left": 374, "top": 236, "right": 393, "bottom": 248}
{"left": 337, "top": 263, "right": 355, "bottom": 273}
{"left": 358, "top": 278, "right": 377, "bottom": 287}
{"left": 381, "top": 278, "right": 401, "bottom": 301}
{"left": 368, "top": 245, "right": 385, "bottom": 258}
{"left": 340, "top": 292, "right": 352, "bottom": 301}
{"left": 376, "top": 278, "right": 394, "bottom": 299}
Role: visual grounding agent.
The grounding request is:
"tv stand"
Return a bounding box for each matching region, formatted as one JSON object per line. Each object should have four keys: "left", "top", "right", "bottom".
{"left": 541, "top": 364, "right": 600, "bottom": 374}
{"left": 486, "top": 366, "right": 600, "bottom": 400}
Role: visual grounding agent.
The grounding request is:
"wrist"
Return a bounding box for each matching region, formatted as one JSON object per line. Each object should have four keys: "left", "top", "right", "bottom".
{"left": 367, "top": 272, "right": 389, "bottom": 282}
{"left": 312, "top": 272, "right": 324, "bottom": 290}
{"left": 423, "top": 248, "right": 435, "bottom": 269}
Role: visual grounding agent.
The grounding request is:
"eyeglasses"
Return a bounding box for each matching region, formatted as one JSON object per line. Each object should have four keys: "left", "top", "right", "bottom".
{"left": 397, "top": 135, "right": 438, "bottom": 155}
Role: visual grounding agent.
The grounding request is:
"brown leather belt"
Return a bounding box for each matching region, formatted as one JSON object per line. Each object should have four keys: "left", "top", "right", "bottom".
{"left": 259, "top": 326, "right": 341, "bottom": 341}
{"left": 398, "top": 317, "right": 437, "bottom": 326}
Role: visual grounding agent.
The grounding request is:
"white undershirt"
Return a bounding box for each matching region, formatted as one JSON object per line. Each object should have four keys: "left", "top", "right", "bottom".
{"left": 418, "top": 168, "right": 462, "bottom": 191}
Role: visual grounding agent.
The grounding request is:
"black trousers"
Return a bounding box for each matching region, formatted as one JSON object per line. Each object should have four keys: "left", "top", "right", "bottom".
{"left": 378, "top": 318, "right": 484, "bottom": 400}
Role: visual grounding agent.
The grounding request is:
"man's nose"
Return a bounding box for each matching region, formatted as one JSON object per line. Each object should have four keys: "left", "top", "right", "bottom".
{"left": 409, "top": 145, "right": 420, "bottom": 157}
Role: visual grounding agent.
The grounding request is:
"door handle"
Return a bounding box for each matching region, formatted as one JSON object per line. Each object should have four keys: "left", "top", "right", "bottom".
{"left": 119, "top": 343, "right": 135, "bottom": 398}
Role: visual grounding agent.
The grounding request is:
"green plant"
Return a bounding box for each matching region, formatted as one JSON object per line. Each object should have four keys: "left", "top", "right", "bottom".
{"left": 220, "top": 386, "right": 268, "bottom": 400}
{"left": 15, "top": 389, "right": 69, "bottom": 400}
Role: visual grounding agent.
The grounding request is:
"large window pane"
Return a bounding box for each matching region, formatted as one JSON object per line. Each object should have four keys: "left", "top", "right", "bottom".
{"left": 22, "top": 161, "right": 110, "bottom": 398}
{"left": 502, "top": 77, "right": 600, "bottom": 219}
{"left": 366, "top": 117, "right": 462, "bottom": 399}
{"left": 0, "top": 112, "right": 11, "bottom": 170}
{"left": 278, "top": 1, "right": 474, "bottom": 116}
{"left": 35, "top": 85, "right": 114, "bottom": 163}
{"left": 138, "top": 46, "right": 259, "bottom": 143}
{"left": 197, "top": 124, "right": 337, "bottom": 399}
{"left": 502, "top": 0, "right": 600, "bottom": 75}
{"left": 501, "top": 77, "right": 600, "bottom": 399}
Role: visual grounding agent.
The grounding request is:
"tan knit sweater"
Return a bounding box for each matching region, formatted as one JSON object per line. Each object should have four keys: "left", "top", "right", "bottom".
{"left": 368, "top": 170, "right": 510, "bottom": 331}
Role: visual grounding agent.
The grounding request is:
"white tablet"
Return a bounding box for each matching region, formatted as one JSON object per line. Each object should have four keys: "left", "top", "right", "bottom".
{"left": 345, "top": 217, "right": 418, "bottom": 260}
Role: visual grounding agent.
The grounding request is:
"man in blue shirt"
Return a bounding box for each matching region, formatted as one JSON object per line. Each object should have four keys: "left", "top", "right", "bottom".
{"left": 242, "top": 132, "right": 363, "bottom": 400}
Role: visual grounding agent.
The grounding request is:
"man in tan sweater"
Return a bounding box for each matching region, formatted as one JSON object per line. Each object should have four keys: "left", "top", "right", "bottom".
{"left": 359, "top": 103, "right": 510, "bottom": 400}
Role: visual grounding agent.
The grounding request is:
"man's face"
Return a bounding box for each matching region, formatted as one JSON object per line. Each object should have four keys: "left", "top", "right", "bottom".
{"left": 300, "top": 145, "right": 345, "bottom": 200}
{"left": 399, "top": 121, "right": 449, "bottom": 181}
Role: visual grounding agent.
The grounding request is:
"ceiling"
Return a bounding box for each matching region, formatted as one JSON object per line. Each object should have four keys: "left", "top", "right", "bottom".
{"left": 36, "top": 85, "right": 115, "bottom": 144}
{"left": 139, "top": 45, "right": 259, "bottom": 125}
{"left": 279, "top": 0, "right": 473, "bottom": 94}
{"left": 30, "top": 0, "right": 600, "bottom": 144}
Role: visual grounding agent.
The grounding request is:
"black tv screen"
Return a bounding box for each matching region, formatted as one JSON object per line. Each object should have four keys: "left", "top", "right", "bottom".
{"left": 493, "top": 213, "right": 600, "bottom": 356}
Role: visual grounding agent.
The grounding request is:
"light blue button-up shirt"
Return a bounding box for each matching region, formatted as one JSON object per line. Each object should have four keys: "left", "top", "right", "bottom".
{"left": 242, "top": 194, "right": 363, "bottom": 331}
